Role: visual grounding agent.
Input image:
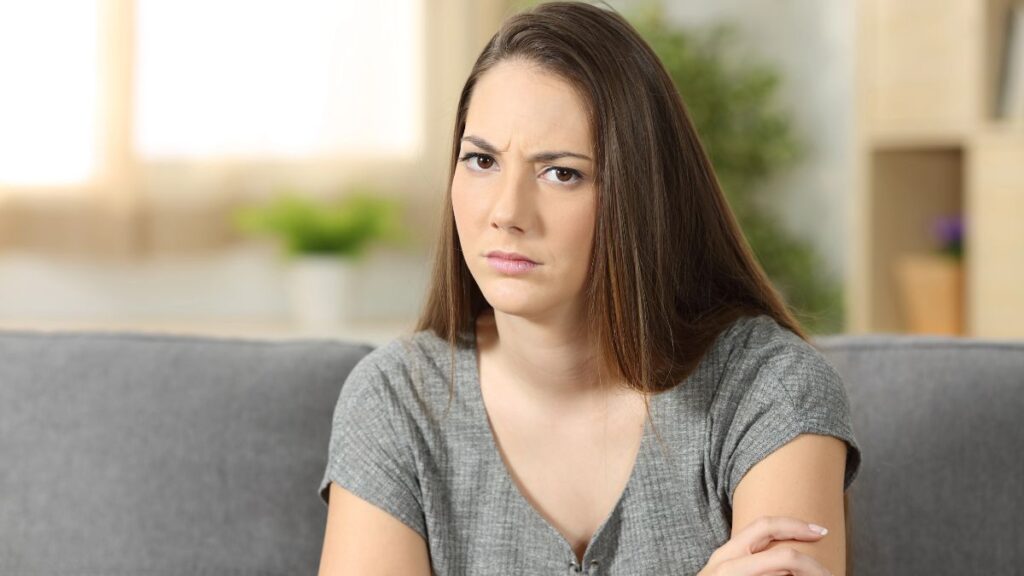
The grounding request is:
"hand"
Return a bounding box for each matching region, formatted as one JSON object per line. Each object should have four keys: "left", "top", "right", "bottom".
{"left": 696, "top": 516, "right": 833, "bottom": 576}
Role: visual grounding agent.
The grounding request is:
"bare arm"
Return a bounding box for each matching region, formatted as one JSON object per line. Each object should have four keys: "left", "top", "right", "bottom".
{"left": 317, "top": 482, "right": 432, "bottom": 576}
{"left": 731, "top": 433, "right": 849, "bottom": 576}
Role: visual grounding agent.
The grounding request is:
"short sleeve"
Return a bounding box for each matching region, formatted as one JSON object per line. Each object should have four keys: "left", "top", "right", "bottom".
{"left": 318, "top": 352, "right": 427, "bottom": 540}
{"left": 708, "top": 322, "right": 863, "bottom": 508}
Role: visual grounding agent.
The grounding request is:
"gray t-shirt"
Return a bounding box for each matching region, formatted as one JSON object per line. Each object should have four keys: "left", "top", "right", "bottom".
{"left": 318, "top": 313, "right": 862, "bottom": 575}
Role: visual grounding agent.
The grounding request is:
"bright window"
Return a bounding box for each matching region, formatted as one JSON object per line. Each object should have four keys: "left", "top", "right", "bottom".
{"left": 0, "top": 0, "right": 424, "bottom": 189}
{"left": 135, "top": 0, "right": 424, "bottom": 160}
{"left": 0, "top": 1, "right": 99, "bottom": 185}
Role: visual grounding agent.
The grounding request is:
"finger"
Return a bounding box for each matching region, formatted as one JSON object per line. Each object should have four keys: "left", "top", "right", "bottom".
{"left": 731, "top": 516, "right": 828, "bottom": 556}
{"left": 723, "top": 545, "right": 832, "bottom": 576}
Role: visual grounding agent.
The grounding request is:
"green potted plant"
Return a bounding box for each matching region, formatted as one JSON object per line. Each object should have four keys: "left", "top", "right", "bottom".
{"left": 231, "top": 184, "right": 410, "bottom": 329}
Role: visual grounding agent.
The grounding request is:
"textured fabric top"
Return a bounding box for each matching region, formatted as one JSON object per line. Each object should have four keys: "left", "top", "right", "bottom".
{"left": 318, "top": 314, "right": 862, "bottom": 575}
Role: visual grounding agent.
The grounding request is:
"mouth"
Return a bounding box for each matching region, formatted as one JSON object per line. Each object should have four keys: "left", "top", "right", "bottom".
{"left": 486, "top": 250, "right": 539, "bottom": 264}
{"left": 485, "top": 251, "right": 541, "bottom": 275}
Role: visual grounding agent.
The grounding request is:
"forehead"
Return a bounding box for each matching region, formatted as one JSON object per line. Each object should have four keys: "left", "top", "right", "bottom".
{"left": 464, "top": 60, "right": 592, "bottom": 153}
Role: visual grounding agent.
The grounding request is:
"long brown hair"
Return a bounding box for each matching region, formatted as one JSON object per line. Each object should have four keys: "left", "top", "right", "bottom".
{"left": 414, "top": 0, "right": 806, "bottom": 423}
{"left": 408, "top": 2, "right": 850, "bottom": 570}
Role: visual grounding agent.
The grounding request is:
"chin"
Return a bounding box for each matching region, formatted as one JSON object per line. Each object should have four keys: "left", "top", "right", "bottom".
{"left": 481, "top": 288, "right": 546, "bottom": 319}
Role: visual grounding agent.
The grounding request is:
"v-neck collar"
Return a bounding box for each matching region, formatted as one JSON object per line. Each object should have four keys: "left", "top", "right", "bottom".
{"left": 456, "top": 322, "right": 662, "bottom": 569}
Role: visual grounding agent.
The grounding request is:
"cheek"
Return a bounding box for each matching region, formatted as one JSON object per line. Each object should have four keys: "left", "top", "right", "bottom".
{"left": 452, "top": 172, "right": 494, "bottom": 216}
{"left": 450, "top": 177, "right": 482, "bottom": 244}
{"left": 550, "top": 196, "right": 597, "bottom": 278}
{"left": 564, "top": 196, "right": 596, "bottom": 249}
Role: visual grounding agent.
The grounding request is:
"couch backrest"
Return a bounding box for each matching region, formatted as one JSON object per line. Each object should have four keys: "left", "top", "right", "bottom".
{"left": 816, "top": 333, "right": 1024, "bottom": 575}
{"left": 0, "top": 329, "right": 373, "bottom": 575}
{"left": 2, "top": 328, "right": 1021, "bottom": 574}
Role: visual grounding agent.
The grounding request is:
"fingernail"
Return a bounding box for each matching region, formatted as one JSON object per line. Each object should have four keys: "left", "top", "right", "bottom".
{"left": 808, "top": 523, "right": 828, "bottom": 535}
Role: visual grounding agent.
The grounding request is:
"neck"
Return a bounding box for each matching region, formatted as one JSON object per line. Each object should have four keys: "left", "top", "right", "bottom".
{"left": 476, "top": 308, "right": 630, "bottom": 412}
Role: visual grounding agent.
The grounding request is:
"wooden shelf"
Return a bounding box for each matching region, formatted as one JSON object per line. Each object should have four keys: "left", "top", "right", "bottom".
{"left": 967, "top": 130, "right": 1024, "bottom": 338}
{"left": 852, "top": 0, "right": 1024, "bottom": 337}
{"left": 867, "top": 127, "right": 967, "bottom": 150}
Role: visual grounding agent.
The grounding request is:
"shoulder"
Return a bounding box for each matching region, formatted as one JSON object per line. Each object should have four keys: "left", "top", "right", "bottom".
{"left": 710, "top": 314, "right": 851, "bottom": 423}
{"left": 721, "top": 314, "right": 842, "bottom": 387}
{"left": 708, "top": 314, "right": 863, "bottom": 505}
{"left": 338, "top": 330, "right": 459, "bottom": 412}
{"left": 724, "top": 313, "right": 813, "bottom": 359}
{"left": 345, "top": 329, "right": 449, "bottom": 376}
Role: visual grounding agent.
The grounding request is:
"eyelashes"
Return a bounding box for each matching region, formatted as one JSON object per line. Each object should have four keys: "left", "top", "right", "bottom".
{"left": 458, "top": 152, "right": 493, "bottom": 169}
{"left": 458, "top": 152, "right": 585, "bottom": 186}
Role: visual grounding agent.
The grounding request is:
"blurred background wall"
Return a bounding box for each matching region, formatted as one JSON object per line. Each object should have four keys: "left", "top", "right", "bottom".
{"left": 0, "top": 0, "right": 508, "bottom": 339}
{"left": 3, "top": 0, "right": 1015, "bottom": 343}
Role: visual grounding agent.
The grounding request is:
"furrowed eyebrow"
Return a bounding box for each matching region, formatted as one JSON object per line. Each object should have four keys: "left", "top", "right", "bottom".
{"left": 460, "top": 135, "right": 592, "bottom": 163}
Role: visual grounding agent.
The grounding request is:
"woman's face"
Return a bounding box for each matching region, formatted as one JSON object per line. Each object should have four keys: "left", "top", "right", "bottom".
{"left": 452, "top": 59, "right": 597, "bottom": 322}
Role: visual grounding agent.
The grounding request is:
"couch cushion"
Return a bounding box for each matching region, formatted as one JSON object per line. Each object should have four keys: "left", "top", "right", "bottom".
{"left": 816, "top": 333, "right": 1024, "bottom": 574}
{"left": 0, "top": 329, "right": 372, "bottom": 575}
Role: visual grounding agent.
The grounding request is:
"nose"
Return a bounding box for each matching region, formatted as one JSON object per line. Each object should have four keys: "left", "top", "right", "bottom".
{"left": 490, "top": 165, "right": 535, "bottom": 233}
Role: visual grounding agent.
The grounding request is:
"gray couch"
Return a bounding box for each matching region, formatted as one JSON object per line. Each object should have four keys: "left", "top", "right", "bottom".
{"left": 1, "top": 328, "right": 1021, "bottom": 574}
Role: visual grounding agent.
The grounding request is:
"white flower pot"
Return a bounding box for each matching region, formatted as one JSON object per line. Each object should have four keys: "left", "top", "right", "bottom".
{"left": 287, "top": 255, "right": 357, "bottom": 330}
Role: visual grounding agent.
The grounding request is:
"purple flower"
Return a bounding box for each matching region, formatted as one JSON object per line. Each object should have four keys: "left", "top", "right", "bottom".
{"left": 931, "top": 214, "right": 963, "bottom": 258}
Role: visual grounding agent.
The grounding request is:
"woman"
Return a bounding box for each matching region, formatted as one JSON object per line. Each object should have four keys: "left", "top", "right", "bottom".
{"left": 317, "top": 2, "right": 861, "bottom": 575}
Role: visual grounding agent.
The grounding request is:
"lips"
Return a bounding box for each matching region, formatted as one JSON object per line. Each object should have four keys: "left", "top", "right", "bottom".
{"left": 486, "top": 255, "right": 539, "bottom": 275}
{"left": 486, "top": 250, "right": 539, "bottom": 264}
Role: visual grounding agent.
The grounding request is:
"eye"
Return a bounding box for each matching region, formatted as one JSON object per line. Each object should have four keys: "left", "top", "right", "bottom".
{"left": 541, "top": 166, "right": 584, "bottom": 185}
{"left": 459, "top": 152, "right": 495, "bottom": 171}
{"left": 458, "top": 152, "right": 585, "bottom": 186}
